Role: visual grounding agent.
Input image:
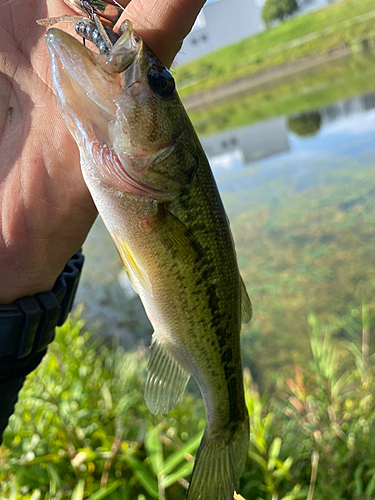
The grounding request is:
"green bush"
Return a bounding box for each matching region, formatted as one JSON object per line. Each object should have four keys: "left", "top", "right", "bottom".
{"left": 1, "top": 306, "right": 375, "bottom": 499}
{"left": 0, "top": 311, "right": 205, "bottom": 500}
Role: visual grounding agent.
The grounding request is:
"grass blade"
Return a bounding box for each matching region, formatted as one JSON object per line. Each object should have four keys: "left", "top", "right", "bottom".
{"left": 123, "top": 454, "right": 159, "bottom": 497}
{"left": 86, "top": 480, "right": 122, "bottom": 500}
{"left": 71, "top": 479, "right": 85, "bottom": 500}
{"left": 161, "top": 431, "right": 203, "bottom": 476}
{"left": 163, "top": 461, "right": 195, "bottom": 488}
{"left": 145, "top": 426, "right": 164, "bottom": 476}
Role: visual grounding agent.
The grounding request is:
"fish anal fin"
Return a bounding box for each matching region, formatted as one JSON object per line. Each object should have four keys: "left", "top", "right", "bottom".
{"left": 240, "top": 276, "right": 252, "bottom": 324}
{"left": 145, "top": 336, "right": 190, "bottom": 415}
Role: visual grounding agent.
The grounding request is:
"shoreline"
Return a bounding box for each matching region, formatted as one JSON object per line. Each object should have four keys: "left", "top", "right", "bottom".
{"left": 181, "top": 45, "right": 353, "bottom": 112}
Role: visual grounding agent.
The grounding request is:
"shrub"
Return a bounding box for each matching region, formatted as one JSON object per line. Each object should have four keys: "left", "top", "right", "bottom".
{"left": 262, "top": 0, "right": 299, "bottom": 26}
{"left": 0, "top": 312, "right": 204, "bottom": 500}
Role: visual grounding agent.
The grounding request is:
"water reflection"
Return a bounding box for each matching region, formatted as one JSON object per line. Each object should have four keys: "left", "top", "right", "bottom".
{"left": 206, "top": 90, "right": 375, "bottom": 176}
{"left": 202, "top": 117, "right": 290, "bottom": 164}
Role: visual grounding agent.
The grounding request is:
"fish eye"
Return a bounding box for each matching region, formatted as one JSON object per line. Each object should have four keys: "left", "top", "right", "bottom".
{"left": 147, "top": 65, "right": 175, "bottom": 98}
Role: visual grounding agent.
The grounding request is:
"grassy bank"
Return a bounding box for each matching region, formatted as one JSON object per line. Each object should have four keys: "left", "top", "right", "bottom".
{"left": 175, "top": 0, "right": 375, "bottom": 99}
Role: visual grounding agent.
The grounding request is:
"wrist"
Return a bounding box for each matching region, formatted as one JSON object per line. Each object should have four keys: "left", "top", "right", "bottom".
{"left": 0, "top": 275, "right": 58, "bottom": 305}
{"left": 0, "top": 263, "right": 62, "bottom": 304}
{"left": 0, "top": 245, "right": 83, "bottom": 304}
{"left": 0, "top": 250, "right": 84, "bottom": 359}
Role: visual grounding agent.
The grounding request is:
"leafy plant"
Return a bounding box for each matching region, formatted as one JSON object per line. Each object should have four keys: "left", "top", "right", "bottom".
{"left": 0, "top": 312, "right": 204, "bottom": 500}
{"left": 1, "top": 305, "right": 375, "bottom": 499}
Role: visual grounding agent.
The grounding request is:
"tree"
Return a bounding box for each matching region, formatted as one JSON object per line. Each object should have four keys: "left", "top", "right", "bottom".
{"left": 287, "top": 111, "right": 322, "bottom": 137}
{"left": 262, "top": 0, "right": 299, "bottom": 26}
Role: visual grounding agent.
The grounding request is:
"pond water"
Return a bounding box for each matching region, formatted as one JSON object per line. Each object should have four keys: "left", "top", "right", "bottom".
{"left": 76, "top": 54, "right": 375, "bottom": 381}
{"left": 209, "top": 90, "right": 375, "bottom": 215}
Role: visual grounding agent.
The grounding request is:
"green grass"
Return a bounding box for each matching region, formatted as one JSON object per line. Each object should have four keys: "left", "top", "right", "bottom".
{"left": 188, "top": 52, "right": 375, "bottom": 136}
{"left": 174, "top": 0, "right": 375, "bottom": 98}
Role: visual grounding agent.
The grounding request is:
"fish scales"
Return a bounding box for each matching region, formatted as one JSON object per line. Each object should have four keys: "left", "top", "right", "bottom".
{"left": 43, "top": 17, "right": 252, "bottom": 500}
{"left": 169, "top": 149, "right": 246, "bottom": 421}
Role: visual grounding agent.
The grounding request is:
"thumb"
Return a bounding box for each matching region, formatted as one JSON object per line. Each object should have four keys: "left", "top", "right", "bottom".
{"left": 116, "top": 0, "right": 206, "bottom": 67}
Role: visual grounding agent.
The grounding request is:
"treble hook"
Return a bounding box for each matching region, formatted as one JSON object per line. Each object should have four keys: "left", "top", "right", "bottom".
{"left": 81, "top": 1, "right": 95, "bottom": 20}
{"left": 64, "top": 0, "right": 123, "bottom": 27}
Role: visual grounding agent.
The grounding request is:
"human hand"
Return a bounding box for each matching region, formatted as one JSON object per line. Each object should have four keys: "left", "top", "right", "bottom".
{"left": 0, "top": 0, "right": 204, "bottom": 303}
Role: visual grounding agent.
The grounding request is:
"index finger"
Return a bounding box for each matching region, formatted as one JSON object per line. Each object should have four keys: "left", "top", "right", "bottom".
{"left": 114, "top": 0, "right": 206, "bottom": 67}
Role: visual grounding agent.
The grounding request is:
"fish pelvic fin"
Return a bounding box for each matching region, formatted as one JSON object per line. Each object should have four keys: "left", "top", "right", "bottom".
{"left": 113, "top": 235, "right": 152, "bottom": 295}
{"left": 187, "top": 417, "right": 249, "bottom": 500}
{"left": 240, "top": 276, "right": 252, "bottom": 324}
{"left": 145, "top": 336, "right": 190, "bottom": 415}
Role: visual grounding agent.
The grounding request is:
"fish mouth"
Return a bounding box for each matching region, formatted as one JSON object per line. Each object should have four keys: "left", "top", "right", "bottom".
{"left": 45, "top": 22, "right": 142, "bottom": 123}
{"left": 46, "top": 28, "right": 121, "bottom": 121}
{"left": 102, "top": 20, "right": 142, "bottom": 74}
{"left": 46, "top": 25, "right": 177, "bottom": 199}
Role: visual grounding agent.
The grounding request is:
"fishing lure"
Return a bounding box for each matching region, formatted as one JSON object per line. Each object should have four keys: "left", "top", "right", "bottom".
{"left": 37, "top": 0, "right": 122, "bottom": 54}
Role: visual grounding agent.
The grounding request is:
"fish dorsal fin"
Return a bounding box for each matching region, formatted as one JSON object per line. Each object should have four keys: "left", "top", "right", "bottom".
{"left": 145, "top": 336, "right": 190, "bottom": 415}
{"left": 113, "top": 236, "right": 151, "bottom": 295}
{"left": 240, "top": 276, "right": 252, "bottom": 324}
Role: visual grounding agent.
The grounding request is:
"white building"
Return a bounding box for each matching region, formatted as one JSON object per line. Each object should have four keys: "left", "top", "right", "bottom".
{"left": 177, "top": 0, "right": 264, "bottom": 64}
{"left": 177, "top": 0, "right": 342, "bottom": 64}
{"left": 201, "top": 117, "right": 290, "bottom": 165}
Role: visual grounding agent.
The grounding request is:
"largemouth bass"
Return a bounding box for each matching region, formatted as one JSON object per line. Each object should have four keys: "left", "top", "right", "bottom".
{"left": 44, "top": 20, "right": 252, "bottom": 499}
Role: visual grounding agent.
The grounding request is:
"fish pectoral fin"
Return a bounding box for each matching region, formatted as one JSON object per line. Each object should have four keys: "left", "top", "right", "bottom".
{"left": 113, "top": 235, "right": 151, "bottom": 294}
{"left": 145, "top": 336, "right": 190, "bottom": 415}
{"left": 144, "top": 206, "right": 205, "bottom": 264}
{"left": 240, "top": 276, "right": 252, "bottom": 324}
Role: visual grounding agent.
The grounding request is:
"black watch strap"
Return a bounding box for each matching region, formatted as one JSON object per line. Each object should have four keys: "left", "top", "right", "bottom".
{"left": 0, "top": 250, "right": 84, "bottom": 359}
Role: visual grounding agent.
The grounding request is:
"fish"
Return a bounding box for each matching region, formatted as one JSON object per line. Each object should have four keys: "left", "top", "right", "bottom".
{"left": 43, "top": 18, "right": 252, "bottom": 500}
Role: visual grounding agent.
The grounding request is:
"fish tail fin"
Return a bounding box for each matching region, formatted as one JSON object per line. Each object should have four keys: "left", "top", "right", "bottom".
{"left": 187, "top": 416, "right": 249, "bottom": 500}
